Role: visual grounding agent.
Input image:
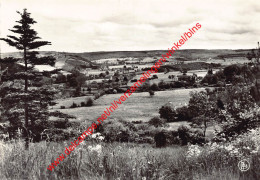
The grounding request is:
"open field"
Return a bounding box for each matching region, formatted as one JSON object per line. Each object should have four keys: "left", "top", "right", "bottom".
{"left": 52, "top": 88, "right": 205, "bottom": 122}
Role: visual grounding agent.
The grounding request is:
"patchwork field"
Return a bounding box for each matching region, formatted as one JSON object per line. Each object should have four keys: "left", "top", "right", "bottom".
{"left": 128, "top": 70, "right": 217, "bottom": 86}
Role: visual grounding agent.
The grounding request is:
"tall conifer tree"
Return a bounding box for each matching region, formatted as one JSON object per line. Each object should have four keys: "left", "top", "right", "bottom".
{"left": 0, "top": 9, "right": 55, "bottom": 149}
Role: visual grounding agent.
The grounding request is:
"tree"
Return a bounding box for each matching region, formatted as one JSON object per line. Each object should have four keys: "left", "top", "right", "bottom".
{"left": 86, "top": 98, "right": 93, "bottom": 107}
{"left": 159, "top": 106, "right": 176, "bottom": 122}
{"left": 168, "top": 75, "right": 175, "bottom": 81}
{"left": 154, "top": 131, "right": 167, "bottom": 147}
{"left": 246, "top": 44, "right": 260, "bottom": 64}
{"left": 223, "top": 64, "right": 241, "bottom": 83}
{"left": 214, "top": 86, "right": 259, "bottom": 139}
{"left": 0, "top": 9, "right": 54, "bottom": 149}
{"left": 149, "top": 117, "right": 165, "bottom": 127}
{"left": 176, "top": 106, "right": 193, "bottom": 121}
{"left": 149, "top": 90, "right": 155, "bottom": 97}
{"left": 188, "top": 91, "right": 216, "bottom": 137}
{"left": 87, "top": 87, "right": 91, "bottom": 93}
{"left": 150, "top": 83, "right": 159, "bottom": 91}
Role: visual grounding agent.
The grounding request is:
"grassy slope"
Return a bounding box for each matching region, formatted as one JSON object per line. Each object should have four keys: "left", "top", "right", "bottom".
{"left": 52, "top": 88, "right": 205, "bottom": 122}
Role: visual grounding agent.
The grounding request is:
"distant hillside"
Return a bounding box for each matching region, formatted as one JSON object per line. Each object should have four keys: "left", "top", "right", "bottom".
{"left": 2, "top": 49, "right": 251, "bottom": 61}
{"left": 74, "top": 49, "right": 250, "bottom": 61}
{"left": 1, "top": 49, "right": 251, "bottom": 72}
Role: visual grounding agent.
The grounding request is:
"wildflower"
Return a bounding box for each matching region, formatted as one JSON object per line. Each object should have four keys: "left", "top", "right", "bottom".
{"left": 186, "top": 145, "right": 201, "bottom": 158}
{"left": 91, "top": 132, "right": 101, "bottom": 139}
{"left": 97, "top": 136, "right": 105, "bottom": 141}
{"left": 88, "top": 144, "right": 102, "bottom": 155}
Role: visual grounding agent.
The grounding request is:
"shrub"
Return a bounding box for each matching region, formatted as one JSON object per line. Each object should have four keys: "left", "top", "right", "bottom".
{"left": 135, "top": 136, "right": 154, "bottom": 144}
{"left": 102, "top": 120, "right": 138, "bottom": 143}
{"left": 81, "top": 102, "right": 86, "bottom": 107}
{"left": 150, "top": 83, "right": 159, "bottom": 91}
{"left": 60, "top": 106, "right": 65, "bottom": 109}
{"left": 132, "top": 120, "right": 142, "bottom": 124}
{"left": 162, "top": 130, "right": 180, "bottom": 145}
{"left": 87, "top": 87, "right": 91, "bottom": 92}
{"left": 49, "top": 111, "right": 76, "bottom": 119}
{"left": 173, "top": 81, "right": 186, "bottom": 88}
{"left": 176, "top": 106, "right": 193, "bottom": 121}
{"left": 189, "top": 129, "right": 205, "bottom": 145}
{"left": 94, "top": 93, "right": 100, "bottom": 100}
{"left": 148, "top": 117, "right": 165, "bottom": 127}
{"left": 86, "top": 98, "right": 93, "bottom": 106}
{"left": 159, "top": 106, "right": 176, "bottom": 122}
{"left": 52, "top": 119, "right": 69, "bottom": 129}
{"left": 177, "top": 125, "right": 190, "bottom": 145}
{"left": 154, "top": 131, "right": 167, "bottom": 147}
{"left": 152, "top": 75, "right": 158, "bottom": 79}
{"left": 170, "top": 130, "right": 180, "bottom": 144}
{"left": 149, "top": 90, "right": 155, "bottom": 96}
{"left": 70, "top": 102, "right": 78, "bottom": 108}
{"left": 158, "top": 81, "right": 166, "bottom": 90}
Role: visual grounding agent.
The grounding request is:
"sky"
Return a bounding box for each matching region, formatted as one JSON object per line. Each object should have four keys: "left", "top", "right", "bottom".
{"left": 0, "top": 0, "right": 260, "bottom": 53}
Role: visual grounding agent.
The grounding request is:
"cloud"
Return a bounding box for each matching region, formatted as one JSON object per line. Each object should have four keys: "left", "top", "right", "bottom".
{"left": 1, "top": 0, "right": 260, "bottom": 52}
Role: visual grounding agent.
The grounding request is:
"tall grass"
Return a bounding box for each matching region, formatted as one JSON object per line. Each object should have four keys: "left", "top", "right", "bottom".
{"left": 0, "top": 136, "right": 259, "bottom": 179}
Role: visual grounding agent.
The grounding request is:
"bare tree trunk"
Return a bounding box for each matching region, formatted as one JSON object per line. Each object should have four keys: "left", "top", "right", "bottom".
{"left": 203, "top": 120, "right": 207, "bottom": 137}
{"left": 24, "top": 48, "right": 29, "bottom": 150}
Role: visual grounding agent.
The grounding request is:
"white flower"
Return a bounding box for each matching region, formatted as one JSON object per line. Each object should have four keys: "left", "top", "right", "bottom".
{"left": 88, "top": 144, "right": 102, "bottom": 155}
{"left": 97, "top": 136, "right": 105, "bottom": 141}
{"left": 186, "top": 145, "right": 202, "bottom": 158}
{"left": 90, "top": 133, "right": 103, "bottom": 141}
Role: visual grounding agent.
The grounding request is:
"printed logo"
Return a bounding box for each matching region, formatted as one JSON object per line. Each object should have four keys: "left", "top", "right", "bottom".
{"left": 238, "top": 159, "right": 250, "bottom": 172}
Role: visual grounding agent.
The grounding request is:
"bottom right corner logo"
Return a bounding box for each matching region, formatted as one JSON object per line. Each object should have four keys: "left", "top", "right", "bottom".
{"left": 238, "top": 159, "right": 250, "bottom": 172}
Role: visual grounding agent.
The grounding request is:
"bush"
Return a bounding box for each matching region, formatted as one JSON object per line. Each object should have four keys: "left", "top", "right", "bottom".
{"left": 102, "top": 120, "right": 138, "bottom": 143}
{"left": 154, "top": 131, "right": 167, "bottom": 147}
{"left": 170, "top": 130, "right": 180, "bottom": 144}
{"left": 94, "top": 93, "right": 100, "bottom": 100}
{"left": 87, "top": 87, "right": 91, "bottom": 92}
{"left": 177, "top": 125, "right": 190, "bottom": 145}
{"left": 162, "top": 130, "right": 180, "bottom": 145}
{"left": 52, "top": 119, "right": 69, "bottom": 129}
{"left": 158, "top": 81, "right": 166, "bottom": 90}
{"left": 70, "top": 102, "right": 78, "bottom": 108}
{"left": 189, "top": 129, "right": 205, "bottom": 145}
{"left": 148, "top": 117, "right": 165, "bottom": 127}
{"left": 177, "top": 125, "right": 205, "bottom": 145}
{"left": 152, "top": 75, "right": 158, "bottom": 79}
{"left": 86, "top": 98, "right": 93, "bottom": 106}
{"left": 81, "top": 102, "right": 86, "bottom": 107}
{"left": 132, "top": 120, "right": 142, "bottom": 124}
{"left": 149, "top": 90, "right": 155, "bottom": 96}
{"left": 60, "top": 106, "right": 65, "bottom": 109}
{"left": 49, "top": 111, "right": 76, "bottom": 119}
{"left": 135, "top": 136, "right": 154, "bottom": 144}
{"left": 176, "top": 106, "right": 193, "bottom": 121}
{"left": 159, "top": 106, "right": 176, "bottom": 122}
{"left": 150, "top": 83, "right": 159, "bottom": 91}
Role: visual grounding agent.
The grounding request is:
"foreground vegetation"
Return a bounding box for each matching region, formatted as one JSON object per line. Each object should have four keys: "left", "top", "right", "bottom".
{"left": 0, "top": 127, "right": 259, "bottom": 180}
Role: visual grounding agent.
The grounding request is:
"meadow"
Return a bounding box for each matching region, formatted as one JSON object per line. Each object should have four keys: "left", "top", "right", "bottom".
{"left": 52, "top": 88, "right": 205, "bottom": 122}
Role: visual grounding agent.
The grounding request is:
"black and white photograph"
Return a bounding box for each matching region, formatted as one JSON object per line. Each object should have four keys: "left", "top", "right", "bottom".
{"left": 0, "top": 0, "right": 260, "bottom": 179}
